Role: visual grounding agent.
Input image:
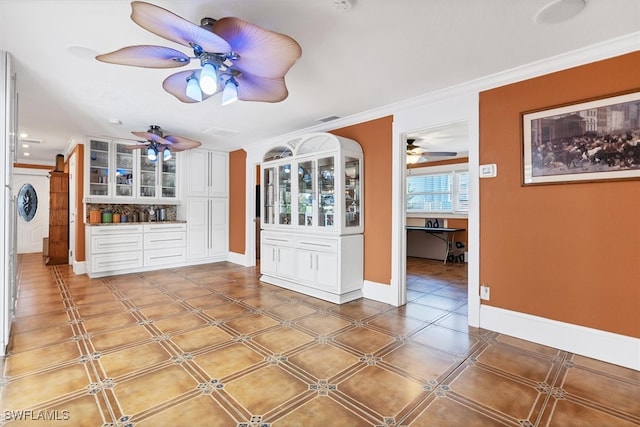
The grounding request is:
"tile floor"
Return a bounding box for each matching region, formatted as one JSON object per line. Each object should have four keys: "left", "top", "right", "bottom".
{"left": 1, "top": 254, "right": 638, "bottom": 426}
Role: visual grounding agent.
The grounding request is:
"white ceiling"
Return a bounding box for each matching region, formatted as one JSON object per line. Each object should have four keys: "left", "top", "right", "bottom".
{"left": 1, "top": 0, "right": 638, "bottom": 163}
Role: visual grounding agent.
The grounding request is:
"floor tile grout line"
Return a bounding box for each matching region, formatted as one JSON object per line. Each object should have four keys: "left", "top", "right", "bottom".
{"left": 52, "top": 267, "right": 126, "bottom": 427}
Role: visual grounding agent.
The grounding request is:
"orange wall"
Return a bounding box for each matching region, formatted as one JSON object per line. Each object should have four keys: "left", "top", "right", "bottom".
{"left": 229, "top": 149, "right": 246, "bottom": 254}
{"left": 331, "top": 116, "right": 393, "bottom": 285}
{"left": 70, "top": 144, "right": 85, "bottom": 261}
{"left": 479, "top": 52, "right": 640, "bottom": 338}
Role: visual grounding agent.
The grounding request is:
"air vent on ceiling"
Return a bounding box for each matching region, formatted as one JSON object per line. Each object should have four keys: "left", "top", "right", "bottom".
{"left": 316, "top": 115, "right": 341, "bottom": 123}
{"left": 202, "top": 126, "right": 239, "bottom": 137}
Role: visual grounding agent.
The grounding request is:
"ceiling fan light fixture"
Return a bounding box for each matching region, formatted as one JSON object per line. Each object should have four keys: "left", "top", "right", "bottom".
{"left": 147, "top": 147, "right": 158, "bottom": 162}
{"left": 199, "top": 62, "right": 218, "bottom": 95}
{"left": 221, "top": 78, "right": 239, "bottom": 105}
{"left": 407, "top": 153, "right": 422, "bottom": 164}
{"left": 185, "top": 73, "right": 203, "bottom": 102}
{"left": 163, "top": 147, "right": 172, "bottom": 161}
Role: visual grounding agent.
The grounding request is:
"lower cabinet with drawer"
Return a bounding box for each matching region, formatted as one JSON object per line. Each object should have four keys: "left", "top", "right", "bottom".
{"left": 86, "top": 223, "right": 186, "bottom": 278}
{"left": 143, "top": 223, "right": 186, "bottom": 267}
{"left": 260, "top": 231, "right": 363, "bottom": 304}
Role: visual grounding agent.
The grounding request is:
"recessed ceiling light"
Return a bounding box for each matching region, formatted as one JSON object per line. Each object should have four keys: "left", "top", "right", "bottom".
{"left": 20, "top": 133, "right": 29, "bottom": 138}
{"left": 534, "top": 0, "right": 586, "bottom": 24}
{"left": 23, "top": 152, "right": 30, "bottom": 156}
{"left": 22, "top": 144, "right": 29, "bottom": 148}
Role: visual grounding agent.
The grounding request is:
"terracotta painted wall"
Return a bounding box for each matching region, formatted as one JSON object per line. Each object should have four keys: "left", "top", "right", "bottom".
{"left": 71, "top": 144, "right": 85, "bottom": 261}
{"left": 331, "top": 116, "right": 393, "bottom": 285}
{"left": 229, "top": 149, "right": 246, "bottom": 254}
{"left": 479, "top": 52, "right": 640, "bottom": 338}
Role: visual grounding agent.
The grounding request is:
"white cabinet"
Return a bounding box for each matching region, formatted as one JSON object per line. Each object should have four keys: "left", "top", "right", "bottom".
{"left": 260, "top": 133, "right": 364, "bottom": 304}
{"left": 85, "top": 138, "right": 179, "bottom": 203}
{"left": 180, "top": 148, "right": 229, "bottom": 265}
{"left": 261, "top": 133, "right": 363, "bottom": 235}
{"left": 261, "top": 232, "right": 294, "bottom": 279}
{"left": 184, "top": 198, "right": 228, "bottom": 263}
{"left": 86, "top": 223, "right": 186, "bottom": 277}
{"left": 138, "top": 147, "right": 178, "bottom": 201}
{"left": 86, "top": 225, "right": 144, "bottom": 276}
{"left": 184, "top": 149, "right": 228, "bottom": 197}
{"left": 294, "top": 235, "right": 338, "bottom": 291}
{"left": 260, "top": 230, "right": 363, "bottom": 304}
{"left": 86, "top": 139, "right": 135, "bottom": 200}
{"left": 143, "top": 223, "right": 186, "bottom": 266}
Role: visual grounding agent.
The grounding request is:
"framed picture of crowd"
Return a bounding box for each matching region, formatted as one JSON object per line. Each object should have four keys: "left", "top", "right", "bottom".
{"left": 522, "top": 90, "right": 640, "bottom": 185}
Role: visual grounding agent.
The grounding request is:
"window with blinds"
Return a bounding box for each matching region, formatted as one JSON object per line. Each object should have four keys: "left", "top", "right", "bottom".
{"left": 407, "top": 169, "right": 469, "bottom": 213}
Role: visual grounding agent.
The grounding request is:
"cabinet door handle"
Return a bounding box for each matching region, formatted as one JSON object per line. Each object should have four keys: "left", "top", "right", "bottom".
{"left": 310, "top": 253, "right": 313, "bottom": 269}
{"left": 272, "top": 247, "right": 276, "bottom": 262}
{"left": 316, "top": 254, "right": 319, "bottom": 271}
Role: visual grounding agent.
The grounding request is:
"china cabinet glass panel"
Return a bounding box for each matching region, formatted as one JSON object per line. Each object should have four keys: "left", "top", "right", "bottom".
{"left": 114, "top": 143, "right": 133, "bottom": 197}
{"left": 278, "top": 163, "right": 292, "bottom": 225}
{"left": 263, "top": 167, "right": 276, "bottom": 225}
{"left": 344, "top": 157, "right": 360, "bottom": 227}
{"left": 88, "top": 140, "right": 110, "bottom": 196}
{"left": 297, "top": 160, "right": 313, "bottom": 226}
{"left": 139, "top": 148, "right": 157, "bottom": 198}
{"left": 317, "top": 157, "right": 335, "bottom": 228}
{"left": 161, "top": 155, "right": 177, "bottom": 198}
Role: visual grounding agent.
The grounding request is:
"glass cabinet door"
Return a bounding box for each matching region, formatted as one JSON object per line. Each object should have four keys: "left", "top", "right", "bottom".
{"left": 297, "top": 160, "right": 313, "bottom": 226}
{"left": 278, "top": 163, "right": 292, "bottom": 225}
{"left": 161, "top": 155, "right": 177, "bottom": 198}
{"left": 114, "top": 143, "right": 133, "bottom": 197}
{"left": 344, "top": 157, "right": 361, "bottom": 228}
{"left": 317, "top": 157, "right": 335, "bottom": 228}
{"left": 139, "top": 148, "right": 157, "bottom": 198}
{"left": 88, "top": 140, "right": 110, "bottom": 196}
{"left": 263, "top": 167, "right": 276, "bottom": 226}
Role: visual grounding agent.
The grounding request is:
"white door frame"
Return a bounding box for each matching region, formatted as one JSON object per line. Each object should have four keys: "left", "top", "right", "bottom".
{"left": 68, "top": 152, "right": 76, "bottom": 267}
{"left": 391, "top": 90, "right": 480, "bottom": 327}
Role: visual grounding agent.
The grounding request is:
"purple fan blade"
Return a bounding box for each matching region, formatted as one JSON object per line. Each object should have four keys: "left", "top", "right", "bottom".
{"left": 163, "top": 135, "right": 202, "bottom": 151}
{"left": 162, "top": 69, "right": 219, "bottom": 103}
{"left": 212, "top": 17, "right": 301, "bottom": 78}
{"left": 131, "top": 1, "right": 230, "bottom": 53}
{"left": 96, "top": 45, "right": 189, "bottom": 68}
{"left": 131, "top": 131, "right": 171, "bottom": 145}
{"left": 122, "top": 143, "right": 149, "bottom": 149}
{"left": 236, "top": 72, "right": 289, "bottom": 103}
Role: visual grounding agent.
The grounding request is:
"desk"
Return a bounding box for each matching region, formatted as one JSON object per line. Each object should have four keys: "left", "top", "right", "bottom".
{"left": 406, "top": 226, "right": 465, "bottom": 264}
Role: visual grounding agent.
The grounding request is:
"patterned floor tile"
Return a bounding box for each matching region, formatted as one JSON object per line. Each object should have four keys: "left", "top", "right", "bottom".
{"left": 4, "top": 255, "right": 636, "bottom": 427}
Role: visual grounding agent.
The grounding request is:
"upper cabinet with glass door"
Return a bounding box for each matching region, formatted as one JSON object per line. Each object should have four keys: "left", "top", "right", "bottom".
{"left": 87, "top": 138, "right": 134, "bottom": 200}
{"left": 86, "top": 138, "right": 178, "bottom": 203}
{"left": 261, "top": 133, "right": 363, "bottom": 235}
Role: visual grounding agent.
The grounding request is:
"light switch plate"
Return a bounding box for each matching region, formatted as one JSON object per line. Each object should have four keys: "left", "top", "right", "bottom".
{"left": 479, "top": 163, "right": 497, "bottom": 178}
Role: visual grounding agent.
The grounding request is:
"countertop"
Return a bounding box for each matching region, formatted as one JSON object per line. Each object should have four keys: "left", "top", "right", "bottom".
{"left": 86, "top": 220, "right": 187, "bottom": 226}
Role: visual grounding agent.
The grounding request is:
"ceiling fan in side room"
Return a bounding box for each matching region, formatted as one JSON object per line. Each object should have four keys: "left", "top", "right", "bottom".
{"left": 406, "top": 138, "right": 457, "bottom": 164}
{"left": 124, "top": 125, "right": 201, "bottom": 162}
{"left": 96, "top": 1, "right": 302, "bottom": 105}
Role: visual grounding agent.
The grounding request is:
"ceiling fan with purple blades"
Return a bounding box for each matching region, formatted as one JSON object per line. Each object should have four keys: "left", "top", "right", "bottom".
{"left": 96, "top": 1, "right": 302, "bottom": 104}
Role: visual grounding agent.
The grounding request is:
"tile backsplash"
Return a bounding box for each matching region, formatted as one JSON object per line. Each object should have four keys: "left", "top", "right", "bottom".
{"left": 86, "top": 203, "right": 177, "bottom": 223}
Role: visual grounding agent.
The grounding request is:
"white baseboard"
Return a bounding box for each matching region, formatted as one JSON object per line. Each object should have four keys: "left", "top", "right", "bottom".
{"left": 480, "top": 305, "right": 640, "bottom": 371}
{"left": 227, "top": 251, "right": 252, "bottom": 267}
{"left": 73, "top": 260, "right": 86, "bottom": 275}
{"left": 363, "top": 280, "right": 400, "bottom": 306}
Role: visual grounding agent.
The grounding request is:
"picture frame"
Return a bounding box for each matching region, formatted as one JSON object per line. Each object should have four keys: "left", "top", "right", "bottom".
{"left": 522, "top": 90, "right": 640, "bottom": 185}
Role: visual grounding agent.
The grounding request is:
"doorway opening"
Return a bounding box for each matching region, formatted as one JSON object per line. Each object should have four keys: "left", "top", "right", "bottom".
{"left": 402, "top": 122, "right": 470, "bottom": 317}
